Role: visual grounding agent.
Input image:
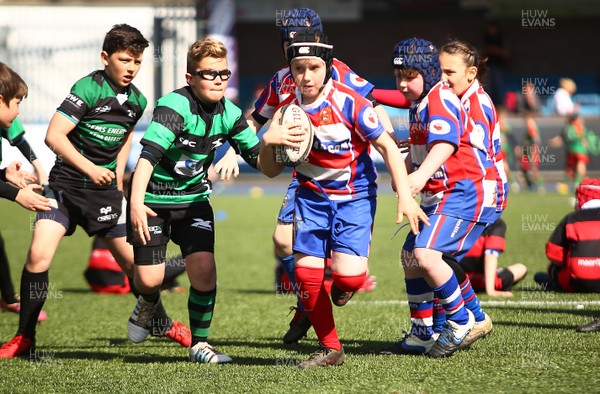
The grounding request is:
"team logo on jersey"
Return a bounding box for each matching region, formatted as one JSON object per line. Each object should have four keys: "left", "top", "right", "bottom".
{"left": 361, "top": 107, "right": 379, "bottom": 130}
{"left": 281, "top": 193, "right": 291, "bottom": 209}
{"left": 430, "top": 119, "right": 451, "bottom": 135}
{"left": 174, "top": 154, "right": 204, "bottom": 177}
{"left": 348, "top": 73, "right": 369, "bottom": 88}
{"left": 191, "top": 218, "right": 213, "bottom": 231}
{"left": 319, "top": 107, "right": 333, "bottom": 124}
{"left": 65, "top": 93, "right": 84, "bottom": 109}
{"left": 179, "top": 137, "right": 197, "bottom": 148}
{"left": 91, "top": 105, "right": 111, "bottom": 115}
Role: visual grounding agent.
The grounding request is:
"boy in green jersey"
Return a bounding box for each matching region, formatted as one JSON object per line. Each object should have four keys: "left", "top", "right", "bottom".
{"left": 0, "top": 63, "right": 51, "bottom": 335}
{"left": 128, "top": 38, "right": 268, "bottom": 364}
{"left": 0, "top": 116, "right": 49, "bottom": 320}
{"left": 0, "top": 25, "right": 190, "bottom": 359}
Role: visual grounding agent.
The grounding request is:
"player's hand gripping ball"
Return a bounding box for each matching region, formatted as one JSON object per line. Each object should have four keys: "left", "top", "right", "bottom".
{"left": 274, "top": 104, "right": 314, "bottom": 167}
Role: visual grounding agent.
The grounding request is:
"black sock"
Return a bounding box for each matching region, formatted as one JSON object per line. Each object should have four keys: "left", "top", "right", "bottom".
{"left": 141, "top": 291, "right": 160, "bottom": 303}
{"left": 18, "top": 268, "right": 49, "bottom": 339}
{"left": 151, "top": 299, "right": 172, "bottom": 336}
{"left": 127, "top": 276, "right": 140, "bottom": 298}
{"left": 0, "top": 233, "right": 17, "bottom": 304}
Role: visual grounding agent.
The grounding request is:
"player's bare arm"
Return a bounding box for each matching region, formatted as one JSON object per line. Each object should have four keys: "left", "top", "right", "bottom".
{"left": 407, "top": 142, "right": 455, "bottom": 196}
{"left": 129, "top": 157, "right": 157, "bottom": 244}
{"left": 373, "top": 105, "right": 399, "bottom": 143}
{"left": 258, "top": 110, "right": 304, "bottom": 177}
{"left": 14, "top": 185, "right": 51, "bottom": 212}
{"left": 371, "top": 131, "right": 428, "bottom": 234}
{"left": 115, "top": 128, "right": 134, "bottom": 191}
{"left": 484, "top": 253, "right": 513, "bottom": 297}
{"left": 214, "top": 115, "right": 264, "bottom": 181}
{"left": 4, "top": 160, "right": 37, "bottom": 188}
{"left": 45, "top": 112, "right": 115, "bottom": 186}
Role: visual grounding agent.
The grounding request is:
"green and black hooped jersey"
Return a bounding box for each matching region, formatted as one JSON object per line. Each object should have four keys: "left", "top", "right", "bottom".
{"left": 140, "top": 86, "right": 260, "bottom": 207}
{"left": 0, "top": 117, "right": 26, "bottom": 165}
{"left": 49, "top": 70, "right": 147, "bottom": 189}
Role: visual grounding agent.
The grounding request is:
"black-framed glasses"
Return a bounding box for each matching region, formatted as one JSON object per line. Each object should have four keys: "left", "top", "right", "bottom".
{"left": 194, "top": 69, "right": 232, "bottom": 81}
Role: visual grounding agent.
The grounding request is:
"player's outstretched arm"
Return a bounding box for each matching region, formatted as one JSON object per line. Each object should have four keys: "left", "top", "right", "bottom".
{"left": 14, "top": 184, "right": 51, "bottom": 212}
{"left": 129, "top": 158, "right": 157, "bottom": 245}
{"left": 258, "top": 109, "right": 303, "bottom": 177}
{"left": 407, "top": 142, "right": 454, "bottom": 197}
{"left": 115, "top": 129, "right": 133, "bottom": 191}
{"left": 3, "top": 161, "right": 37, "bottom": 188}
{"left": 45, "top": 113, "right": 115, "bottom": 186}
{"left": 484, "top": 253, "right": 513, "bottom": 297}
{"left": 214, "top": 115, "right": 265, "bottom": 181}
{"left": 371, "top": 131, "right": 428, "bottom": 235}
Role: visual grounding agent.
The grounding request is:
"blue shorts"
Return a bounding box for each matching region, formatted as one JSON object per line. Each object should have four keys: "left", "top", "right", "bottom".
{"left": 277, "top": 178, "right": 299, "bottom": 224}
{"left": 403, "top": 214, "right": 487, "bottom": 262}
{"left": 293, "top": 188, "right": 376, "bottom": 258}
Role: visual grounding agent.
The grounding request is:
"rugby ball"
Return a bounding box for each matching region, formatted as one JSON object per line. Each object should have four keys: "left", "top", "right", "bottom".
{"left": 274, "top": 104, "right": 314, "bottom": 167}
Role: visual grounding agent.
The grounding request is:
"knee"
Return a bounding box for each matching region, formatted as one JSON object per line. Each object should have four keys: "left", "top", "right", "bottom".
{"left": 134, "top": 272, "right": 163, "bottom": 292}
{"left": 513, "top": 263, "right": 528, "bottom": 279}
{"left": 272, "top": 226, "right": 292, "bottom": 256}
{"left": 27, "top": 244, "right": 52, "bottom": 268}
{"left": 332, "top": 271, "right": 366, "bottom": 292}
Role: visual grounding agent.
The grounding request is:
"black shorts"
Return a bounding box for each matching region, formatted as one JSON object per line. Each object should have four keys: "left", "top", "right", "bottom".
{"left": 127, "top": 201, "right": 215, "bottom": 265}
{"left": 36, "top": 183, "right": 126, "bottom": 237}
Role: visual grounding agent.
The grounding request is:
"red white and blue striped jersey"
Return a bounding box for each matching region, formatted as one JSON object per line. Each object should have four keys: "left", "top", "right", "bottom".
{"left": 281, "top": 80, "right": 384, "bottom": 200}
{"left": 409, "top": 81, "right": 494, "bottom": 223}
{"left": 461, "top": 80, "right": 509, "bottom": 219}
{"left": 253, "top": 58, "right": 374, "bottom": 123}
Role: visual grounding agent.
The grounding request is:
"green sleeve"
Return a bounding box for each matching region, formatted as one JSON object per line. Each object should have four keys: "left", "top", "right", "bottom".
{"left": 141, "top": 93, "right": 187, "bottom": 151}
{"left": 5, "top": 117, "right": 25, "bottom": 144}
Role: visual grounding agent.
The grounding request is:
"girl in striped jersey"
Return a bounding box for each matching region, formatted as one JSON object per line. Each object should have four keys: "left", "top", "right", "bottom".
{"left": 423, "top": 40, "right": 514, "bottom": 348}
{"left": 439, "top": 40, "right": 508, "bottom": 221}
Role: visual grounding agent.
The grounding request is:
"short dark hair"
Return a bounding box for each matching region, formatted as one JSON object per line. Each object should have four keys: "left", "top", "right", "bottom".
{"left": 102, "top": 24, "right": 149, "bottom": 56}
{"left": 0, "top": 62, "right": 28, "bottom": 105}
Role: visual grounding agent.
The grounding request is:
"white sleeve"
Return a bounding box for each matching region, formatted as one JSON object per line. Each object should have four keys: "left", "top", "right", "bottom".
{"left": 553, "top": 89, "right": 574, "bottom": 116}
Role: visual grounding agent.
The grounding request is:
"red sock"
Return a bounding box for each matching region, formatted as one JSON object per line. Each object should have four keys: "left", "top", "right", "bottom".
{"left": 294, "top": 266, "right": 341, "bottom": 350}
{"left": 331, "top": 271, "right": 367, "bottom": 292}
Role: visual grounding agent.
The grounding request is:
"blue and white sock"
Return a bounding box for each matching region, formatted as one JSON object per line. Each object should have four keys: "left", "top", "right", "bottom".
{"left": 434, "top": 274, "right": 469, "bottom": 326}
{"left": 460, "top": 277, "right": 485, "bottom": 323}
{"left": 406, "top": 277, "right": 435, "bottom": 340}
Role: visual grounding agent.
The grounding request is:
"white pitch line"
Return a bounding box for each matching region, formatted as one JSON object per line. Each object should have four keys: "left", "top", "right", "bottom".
{"left": 349, "top": 299, "right": 600, "bottom": 307}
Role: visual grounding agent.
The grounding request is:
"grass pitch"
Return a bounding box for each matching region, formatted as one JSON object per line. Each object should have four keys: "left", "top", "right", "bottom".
{"left": 1, "top": 187, "right": 599, "bottom": 393}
